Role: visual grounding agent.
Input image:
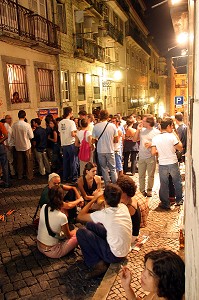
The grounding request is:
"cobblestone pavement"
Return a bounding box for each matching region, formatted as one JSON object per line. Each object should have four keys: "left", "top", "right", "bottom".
{"left": 0, "top": 176, "right": 103, "bottom": 300}
{"left": 93, "top": 172, "right": 185, "bottom": 300}
{"left": 0, "top": 172, "right": 184, "bottom": 300}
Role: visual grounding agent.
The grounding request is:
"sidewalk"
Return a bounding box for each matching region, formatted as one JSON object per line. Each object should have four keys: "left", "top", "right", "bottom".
{"left": 0, "top": 172, "right": 184, "bottom": 300}
{"left": 92, "top": 172, "right": 184, "bottom": 300}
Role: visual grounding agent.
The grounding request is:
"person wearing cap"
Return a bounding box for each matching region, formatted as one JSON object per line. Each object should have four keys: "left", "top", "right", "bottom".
{"left": 39, "top": 173, "right": 84, "bottom": 223}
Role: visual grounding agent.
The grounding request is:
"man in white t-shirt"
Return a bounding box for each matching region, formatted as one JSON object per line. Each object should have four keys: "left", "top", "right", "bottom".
{"left": 133, "top": 114, "right": 160, "bottom": 197}
{"left": 92, "top": 110, "right": 118, "bottom": 185}
{"left": 76, "top": 183, "right": 132, "bottom": 279}
{"left": 152, "top": 118, "right": 184, "bottom": 209}
{"left": 58, "top": 107, "right": 78, "bottom": 183}
{"left": 11, "top": 110, "right": 34, "bottom": 180}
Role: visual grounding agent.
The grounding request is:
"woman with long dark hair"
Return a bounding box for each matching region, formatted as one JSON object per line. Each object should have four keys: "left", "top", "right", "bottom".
{"left": 37, "top": 185, "right": 77, "bottom": 258}
{"left": 120, "top": 249, "right": 185, "bottom": 300}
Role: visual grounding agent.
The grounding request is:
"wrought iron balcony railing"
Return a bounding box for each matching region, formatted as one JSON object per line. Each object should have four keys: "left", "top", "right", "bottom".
{"left": 126, "top": 22, "right": 150, "bottom": 55}
{"left": 84, "top": 0, "right": 103, "bottom": 15}
{"left": 0, "top": 0, "right": 60, "bottom": 49}
{"left": 75, "top": 35, "right": 105, "bottom": 62}
{"left": 104, "top": 20, "right": 123, "bottom": 45}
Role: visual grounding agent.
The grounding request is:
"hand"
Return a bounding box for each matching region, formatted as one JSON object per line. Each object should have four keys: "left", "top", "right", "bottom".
{"left": 137, "top": 123, "right": 143, "bottom": 130}
{"left": 119, "top": 266, "right": 132, "bottom": 290}
{"left": 78, "top": 197, "right": 84, "bottom": 207}
{"left": 144, "top": 142, "right": 151, "bottom": 149}
{"left": 93, "top": 189, "right": 104, "bottom": 201}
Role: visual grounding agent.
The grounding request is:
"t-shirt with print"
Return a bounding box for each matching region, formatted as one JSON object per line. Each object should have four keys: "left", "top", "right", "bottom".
{"left": 152, "top": 132, "right": 179, "bottom": 165}
{"left": 92, "top": 121, "right": 118, "bottom": 154}
{"left": 90, "top": 203, "right": 132, "bottom": 257}
{"left": 58, "top": 118, "right": 76, "bottom": 146}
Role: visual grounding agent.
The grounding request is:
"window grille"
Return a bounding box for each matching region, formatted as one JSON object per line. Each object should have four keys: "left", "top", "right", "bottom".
{"left": 38, "top": 68, "right": 55, "bottom": 102}
{"left": 57, "top": 3, "right": 67, "bottom": 33}
{"left": 61, "top": 71, "right": 69, "bottom": 102}
{"left": 6, "top": 63, "right": 29, "bottom": 104}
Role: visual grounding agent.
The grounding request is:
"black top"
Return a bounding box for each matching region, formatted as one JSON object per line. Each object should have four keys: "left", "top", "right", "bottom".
{"left": 33, "top": 126, "right": 47, "bottom": 152}
{"left": 83, "top": 176, "right": 97, "bottom": 196}
{"left": 127, "top": 203, "right": 141, "bottom": 236}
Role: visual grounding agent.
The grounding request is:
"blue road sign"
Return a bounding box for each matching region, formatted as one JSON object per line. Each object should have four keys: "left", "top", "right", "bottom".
{"left": 174, "top": 96, "right": 184, "bottom": 105}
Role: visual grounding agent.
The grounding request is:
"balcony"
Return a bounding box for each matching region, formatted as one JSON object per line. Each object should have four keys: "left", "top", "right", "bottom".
{"left": 81, "top": 0, "right": 103, "bottom": 17}
{"left": 126, "top": 21, "right": 150, "bottom": 55}
{"left": 0, "top": 0, "right": 61, "bottom": 54}
{"left": 75, "top": 35, "right": 105, "bottom": 63}
{"left": 104, "top": 20, "right": 123, "bottom": 45}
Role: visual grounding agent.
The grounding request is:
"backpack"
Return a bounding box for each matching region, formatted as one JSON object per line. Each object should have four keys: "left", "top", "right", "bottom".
{"left": 78, "top": 130, "right": 91, "bottom": 162}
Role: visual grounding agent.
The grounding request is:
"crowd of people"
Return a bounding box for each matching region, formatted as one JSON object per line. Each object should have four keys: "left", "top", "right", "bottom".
{"left": 0, "top": 108, "right": 186, "bottom": 297}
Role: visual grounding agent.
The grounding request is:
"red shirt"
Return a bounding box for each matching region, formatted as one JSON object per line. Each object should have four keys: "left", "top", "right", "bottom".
{"left": 0, "top": 122, "right": 8, "bottom": 139}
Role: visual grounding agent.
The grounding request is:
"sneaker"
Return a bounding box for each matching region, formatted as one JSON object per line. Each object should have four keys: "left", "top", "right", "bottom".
{"left": 141, "top": 191, "right": 147, "bottom": 197}
{"left": 169, "top": 197, "right": 176, "bottom": 205}
{"left": 85, "top": 260, "right": 108, "bottom": 280}
{"left": 175, "top": 200, "right": 184, "bottom": 206}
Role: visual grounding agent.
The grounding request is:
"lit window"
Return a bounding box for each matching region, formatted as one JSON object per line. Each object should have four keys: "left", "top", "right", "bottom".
{"left": 38, "top": 68, "right": 55, "bottom": 102}
{"left": 6, "top": 63, "right": 29, "bottom": 104}
{"left": 92, "top": 75, "right": 100, "bottom": 99}
{"left": 77, "top": 72, "right": 85, "bottom": 100}
{"left": 61, "top": 71, "right": 70, "bottom": 102}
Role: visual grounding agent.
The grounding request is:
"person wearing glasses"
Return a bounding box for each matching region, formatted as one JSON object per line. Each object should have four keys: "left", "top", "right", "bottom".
{"left": 39, "top": 173, "right": 84, "bottom": 223}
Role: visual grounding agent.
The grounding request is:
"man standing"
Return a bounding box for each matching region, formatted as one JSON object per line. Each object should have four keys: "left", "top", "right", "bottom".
{"left": 175, "top": 112, "right": 187, "bottom": 162}
{"left": 11, "top": 110, "right": 34, "bottom": 180}
{"left": 76, "top": 184, "right": 132, "bottom": 279}
{"left": 152, "top": 118, "right": 184, "bottom": 209}
{"left": 32, "top": 118, "right": 51, "bottom": 176}
{"left": 92, "top": 110, "right": 118, "bottom": 185}
{"left": 0, "top": 121, "right": 10, "bottom": 187}
{"left": 4, "top": 115, "right": 15, "bottom": 176}
{"left": 58, "top": 107, "right": 78, "bottom": 183}
{"left": 133, "top": 114, "right": 160, "bottom": 197}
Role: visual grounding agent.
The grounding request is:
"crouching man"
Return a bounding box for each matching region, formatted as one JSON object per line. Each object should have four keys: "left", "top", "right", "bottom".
{"left": 76, "top": 183, "right": 132, "bottom": 279}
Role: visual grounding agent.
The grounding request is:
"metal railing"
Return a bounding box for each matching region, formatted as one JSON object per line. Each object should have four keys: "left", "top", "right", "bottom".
{"left": 75, "top": 35, "right": 105, "bottom": 62}
{"left": 0, "top": 0, "right": 60, "bottom": 49}
{"left": 104, "top": 20, "right": 123, "bottom": 45}
{"left": 84, "top": 0, "right": 103, "bottom": 15}
{"left": 126, "top": 22, "right": 150, "bottom": 55}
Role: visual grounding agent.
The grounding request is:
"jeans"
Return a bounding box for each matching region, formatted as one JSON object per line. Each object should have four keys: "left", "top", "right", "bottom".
{"left": 76, "top": 222, "right": 124, "bottom": 267}
{"left": 138, "top": 156, "right": 156, "bottom": 193}
{"left": 159, "top": 163, "right": 183, "bottom": 208}
{"left": 0, "top": 153, "right": 10, "bottom": 185}
{"left": 123, "top": 151, "right": 138, "bottom": 174}
{"left": 97, "top": 152, "right": 117, "bottom": 185}
{"left": 62, "top": 144, "right": 78, "bottom": 181}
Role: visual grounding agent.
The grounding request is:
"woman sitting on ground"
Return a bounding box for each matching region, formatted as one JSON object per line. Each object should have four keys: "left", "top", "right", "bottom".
{"left": 120, "top": 249, "right": 185, "bottom": 300}
{"left": 37, "top": 185, "right": 77, "bottom": 258}
{"left": 77, "top": 162, "right": 102, "bottom": 203}
{"left": 117, "top": 175, "right": 141, "bottom": 244}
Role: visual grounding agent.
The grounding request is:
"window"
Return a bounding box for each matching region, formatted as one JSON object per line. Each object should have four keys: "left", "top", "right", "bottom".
{"left": 61, "top": 71, "right": 69, "bottom": 102}
{"left": 116, "top": 87, "right": 121, "bottom": 104}
{"left": 7, "top": 63, "right": 29, "bottom": 103}
{"left": 57, "top": 3, "right": 67, "bottom": 33}
{"left": 29, "top": 0, "right": 46, "bottom": 17}
{"left": 38, "top": 68, "right": 55, "bottom": 102}
{"left": 77, "top": 73, "right": 85, "bottom": 100}
{"left": 92, "top": 75, "right": 100, "bottom": 99}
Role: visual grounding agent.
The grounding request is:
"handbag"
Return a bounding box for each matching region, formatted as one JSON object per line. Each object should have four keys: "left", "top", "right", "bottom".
{"left": 78, "top": 130, "right": 91, "bottom": 162}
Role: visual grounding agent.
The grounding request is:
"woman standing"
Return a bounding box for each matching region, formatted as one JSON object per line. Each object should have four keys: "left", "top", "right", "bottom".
{"left": 37, "top": 185, "right": 77, "bottom": 258}
{"left": 48, "top": 119, "right": 62, "bottom": 172}
{"left": 75, "top": 119, "right": 92, "bottom": 175}
{"left": 123, "top": 119, "right": 139, "bottom": 176}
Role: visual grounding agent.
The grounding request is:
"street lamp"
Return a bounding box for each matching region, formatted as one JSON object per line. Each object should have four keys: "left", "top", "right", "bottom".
{"left": 152, "top": 0, "right": 182, "bottom": 9}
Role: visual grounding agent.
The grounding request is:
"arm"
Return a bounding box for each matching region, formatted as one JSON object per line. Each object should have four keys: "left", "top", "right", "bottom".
{"left": 77, "top": 191, "right": 102, "bottom": 222}
{"left": 71, "top": 130, "right": 77, "bottom": 137}
{"left": 62, "top": 197, "right": 84, "bottom": 210}
{"left": 48, "top": 130, "right": 57, "bottom": 143}
{"left": 61, "top": 223, "right": 74, "bottom": 239}
{"left": 132, "top": 123, "right": 142, "bottom": 142}
{"left": 75, "top": 135, "right": 80, "bottom": 147}
{"left": 151, "top": 145, "right": 157, "bottom": 156}
{"left": 62, "top": 184, "right": 81, "bottom": 199}
{"left": 119, "top": 267, "right": 139, "bottom": 300}
{"left": 174, "top": 141, "right": 183, "bottom": 152}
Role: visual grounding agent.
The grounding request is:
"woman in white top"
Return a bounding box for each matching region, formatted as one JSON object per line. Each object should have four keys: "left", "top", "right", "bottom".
{"left": 37, "top": 185, "right": 77, "bottom": 258}
{"left": 75, "top": 118, "right": 92, "bottom": 175}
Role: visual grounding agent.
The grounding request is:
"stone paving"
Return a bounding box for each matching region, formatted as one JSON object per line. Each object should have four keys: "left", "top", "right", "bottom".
{"left": 0, "top": 172, "right": 184, "bottom": 300}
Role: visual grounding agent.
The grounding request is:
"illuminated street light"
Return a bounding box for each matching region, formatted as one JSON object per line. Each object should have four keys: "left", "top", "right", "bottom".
{"left": 152, "top": 0, "right": 182, "bottom": 9}
{"left": 177, "top": 32, "right": 188, "bottom": 44}
{"left": 113, "top": 70, "right": 122, "bottom": 81}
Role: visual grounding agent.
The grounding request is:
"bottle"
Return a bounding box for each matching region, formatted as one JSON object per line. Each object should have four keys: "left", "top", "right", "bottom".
{"left": 179, "top": 228, "right": 185, "bottom": 249}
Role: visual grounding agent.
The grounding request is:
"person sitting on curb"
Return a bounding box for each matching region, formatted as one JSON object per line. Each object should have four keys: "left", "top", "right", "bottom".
{"left": 116, "top": 175, "right": 141, "bottom": 244}
{"left": 76, "top": 183, "right": 132, "bottom": 279}
{"left": 120, "top": 249, "right": 185, "bottom": 300}
{"left": 39, "top": 173, "right": 84, "bottom": 223}
{"left": 37, "top": 185, "right": 78, "bottom": 258}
